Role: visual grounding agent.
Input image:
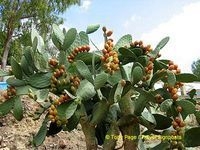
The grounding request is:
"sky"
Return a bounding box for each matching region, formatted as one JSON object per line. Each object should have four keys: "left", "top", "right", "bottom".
{"left": 61, "top": 0, "right": 200, "bottom": 73}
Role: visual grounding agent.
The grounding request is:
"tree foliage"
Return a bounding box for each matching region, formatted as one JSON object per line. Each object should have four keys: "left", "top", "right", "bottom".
{"left": 0, "top": 0, "right": 80, "bottom": 70}
{"left": 192, "top": 59, "right": 200, "bottom": 78}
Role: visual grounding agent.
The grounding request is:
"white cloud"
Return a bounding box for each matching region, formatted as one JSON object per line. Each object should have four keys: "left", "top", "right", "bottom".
{"left": 81, "top": 0, "right": 91, "bottom": 11}
{"left": 123, "top": 15, "right": 141, "bottom": 28}
{"left": 141, "top": 2, "right": 200, "bottom": 73}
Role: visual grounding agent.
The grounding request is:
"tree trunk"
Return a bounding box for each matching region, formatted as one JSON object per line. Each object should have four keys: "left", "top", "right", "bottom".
{"left": 1, "top": 27, "right": 13, "bottom": 70}
{"left": 80, "top": 119, "right": 97, "bottom": 150}
{"left": 103, "top": 122, "right": 120, "bottom": 150}
{"left": 120, "top": 123, "right": 140, "bottom": 150}
{"left": 79, "top": 104, "right": 98, "bottom": 150}
{"left": 118, "top": 89, "right": 140, "bottom": 150}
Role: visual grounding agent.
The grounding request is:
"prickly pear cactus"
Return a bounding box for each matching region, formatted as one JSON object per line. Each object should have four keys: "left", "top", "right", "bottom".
{"left": 0, "top": 24, "right": 200, "bottom": 150}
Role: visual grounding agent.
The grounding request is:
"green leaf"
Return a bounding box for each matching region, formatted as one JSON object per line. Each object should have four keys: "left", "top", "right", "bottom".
{"left": 31, "top": 27, "right": 39, "bottom": 44}
{"left": 184, "top": 127, "right": 200, "bottom": 147}
{"left": 20, "top": 56, "right": 34, "bottom": 76}
{"left": 27, "top": 72, "right": 52, "bottom": 89}
{"left": 67, "top": 34, "right": 81, "bottom": 53}
{"left": 36, "top": 36, "right": 44, "bottom": 53}
{"left": 120, "top": 65, "right": 129, "bottom": 81}
{"left": 175, "top": 100, "right": 196, "bottom": 120}
{"left": 32, "top": 36, "right": 38, "bottom": 52}
{"left": 106, "top": 103, "right": 120, "bottom": 122}
{"left": 195, "top": 111, "right": 200, "bottom": 124}
{"left": 35, "top": 89, "right": 49, "bottom": 103}
{"left": 58, "top": 50, "right": 67, "bottom": 65}
{"left": 76, "top": 60, "right": 93, "bottom": 83}
{"left": 63, "top": 111, "right": 80, "bottom": 131}
{"left": 90, "top": 100, "right": 109, "bottom": 125}
{"left": 23, "top": 47, "right": 37, "bottom": 72}
{"left": 6, "top": 77, "right": 26, "bottom": 87}
{"left": 155, "top": 36, "right": 170, "bottom": 50}
{"left": 79, "top": 31, "right": 89, "bottom": 45}
{"left": 108, "top": 84, "right": 118, "bottom": 104}
{"left": 33, "top": 121, "right": 47, "bottom": 146}
{"left": 130, "top": 47, "right": 143, "bottom": 57}
{"left": 154, "top": 88, "right": 171, "bottom": 100}
{"left": 76, "top": 80, "right": 96, "bottom": 100}
{"left": 153, "top": 114, "right": 173, "bottom": 130}
{"left": 187, "top": 89, "right": 197, "bottom": 99}
{"left": 57, "top": 101, "right": 78, "bottom": 120}
{"left": 63, "top": 28, "right": 77, "bottom": 50}
{"left": 131, "top": 65, "right": 144, "bottom": 84}
{"left": 167, "top": 71, "right": 176, "bottom": 87}
{"left": 34, "top": 52, "right": 48, "bottom": 71}
{"left": 52, "top": 33, "right": 62, "bottom": 49}
{"left": 31, "top": 28, "right": 44, "bottom": 53}
{"left": 13, "top": 96, "right": 23, "bottom": 121}
{"left": 114, "top": 34, "right": 132, "bottom": 51}
{"left": 107, "top": 71, "right": 122, "bottom": 86}
{"left": 150, "top": 69, "right": 168, "bottom": 87}
{"left": 142, "top": 111, "right": 156, "bottom": 125}
{"left": 138, "top": 116, "right": 156, "bottom": 130}
{"left": 74, "top": 52, "right": 101, "bottom": 65}
{"left": 149, "top": 37, "right": 169, "bottom": 58}
{"left": 160, "top": 99, "right": 173, "bottom": 112}
{"left": 52, "top": 24, "right": 64, "bottom": 44}
{"left": 176, "top": 73, "right": 199, "bottom": 83}
{"left": 118, "top": 47, "right": 137, "bottom": 60}
{"left": 47, "top": 122, "right": 62, "bottom": 136}
{"left": 134, "top": 89, "right": 154, "bottom": 115}
{"left": 86, "top": 24, "right": 100, "bottom": 34}
{"left": 94, "top": 72, "right": 108, "bottom": 90}
{"left": 11, "top": 57, "right": 23, "bottom": 79}
{"left": 160, "top": 99, "right": 178, "bottom": 117}
{"left": 0, "top": 98, "right": 14, "bottom": 116}
{"left": 153, "top": 60, "right": 168, "bottom": 73}
{"left": 0, "top": 69, "right": 9, "bottom": 77}
{"left": 137, "top": 55, "right": 149, "bottom": 66}
{"left": 16, "top": 85, "right": 36, "bottom": 95}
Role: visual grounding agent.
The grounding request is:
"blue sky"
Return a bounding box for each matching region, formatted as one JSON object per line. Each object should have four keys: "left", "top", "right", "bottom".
{"left": 61, "top": 0, "right": 200, "bottom": 73}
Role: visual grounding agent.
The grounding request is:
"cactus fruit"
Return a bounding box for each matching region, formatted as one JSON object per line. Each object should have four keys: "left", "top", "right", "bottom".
{"left": 69, "top": 75, "right": 81, "bottom": 94}
{"left": 67, "top": 45, "right": 90, "bottom": 63}
{"left": 168, "top": 61, "right": 181, "bottom": 74}
{"left": 166, "top": 82, "right": 183, "bottom": 101}
{"left": 101, "top": 39, "right": 119, "bottom": 74}
{"left": 3, "top": 86, "right": 16, "bottom": 100}
{"left": 130, "top": 40, "right": 153, "bottom": 55}
{"left": 48, "top": 94, "right": 70, "bottom": 126}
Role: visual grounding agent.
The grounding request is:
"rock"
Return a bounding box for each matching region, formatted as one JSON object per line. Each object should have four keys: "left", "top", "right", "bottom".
{"left": 0, "top": 135, "right": 3, "bottom": 144}
{"left": 1, "top": 143, "right": 6, "bottom": 148}
{"left": 0, "top": 122, "right": 3, "bottom": 127}
{"left": 59, "top": 139, "right": 67, "bottom": 149}
{"left": 77, "top": 124, "right": 82, "bottom": 131}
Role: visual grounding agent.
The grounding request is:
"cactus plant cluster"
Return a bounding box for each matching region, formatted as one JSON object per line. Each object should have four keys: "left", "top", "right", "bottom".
{"left": 0, "top": 24, "right": 200, "bottom": 150}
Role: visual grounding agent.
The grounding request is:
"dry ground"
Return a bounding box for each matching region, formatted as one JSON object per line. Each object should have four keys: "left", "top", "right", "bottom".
{"left": 0, "top": 91, "right": 86, "bottom": 150}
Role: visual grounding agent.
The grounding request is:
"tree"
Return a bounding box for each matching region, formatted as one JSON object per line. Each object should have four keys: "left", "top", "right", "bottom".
{"left": 0, "top": 0, "right": 80, "bottom": 70}
{"left": 192, "top": 59, "right": 200, "bottom": 78}
{"left": 0, "top": 24, "right": 200, "bottom": 150}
